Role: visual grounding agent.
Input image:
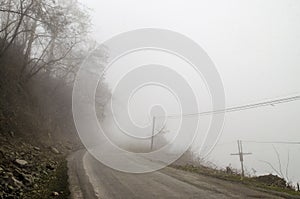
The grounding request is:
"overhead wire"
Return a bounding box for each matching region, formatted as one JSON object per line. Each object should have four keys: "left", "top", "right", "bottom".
{"left": 156, "top": 94, "right": 300, "bottom": 119}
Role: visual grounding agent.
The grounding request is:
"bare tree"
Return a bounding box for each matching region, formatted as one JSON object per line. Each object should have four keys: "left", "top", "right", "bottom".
{"left": 0, "top": 0, "right": 90, "bottom": 83}
{"left": 259, "top": 145, "right": 291, "bottom": 183}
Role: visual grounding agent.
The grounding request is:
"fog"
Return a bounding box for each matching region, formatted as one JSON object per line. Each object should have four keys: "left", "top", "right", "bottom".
{"left": 79, "top": 0, "right": 300, "bottom": 183}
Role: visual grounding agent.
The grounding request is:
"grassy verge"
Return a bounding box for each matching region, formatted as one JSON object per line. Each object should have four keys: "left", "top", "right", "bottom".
{"left": 171, "top": 164, "right": 300, "bottom": 198}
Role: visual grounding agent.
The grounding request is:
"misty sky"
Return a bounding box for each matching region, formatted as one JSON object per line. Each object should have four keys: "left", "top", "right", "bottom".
{"left": 79, "top": 0, "right": 300, "bottom": 183}
{"left": 81, "top": 0, "right": 300, "bottom": 102}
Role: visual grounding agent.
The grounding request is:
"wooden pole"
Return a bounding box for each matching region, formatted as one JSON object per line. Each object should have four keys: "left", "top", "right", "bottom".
{"left": 150, "top": 116, "right": 156, "bottom": 151}
{"left": 231, "top": 140, "right": 252, "bottom": 180}
{"left": 239, "top": 140, "right": 245, "bottom": 178}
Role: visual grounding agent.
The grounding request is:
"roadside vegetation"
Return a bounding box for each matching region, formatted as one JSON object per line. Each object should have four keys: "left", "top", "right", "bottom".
{"left": 172, "top": 150, "right": 300, "bottom": 198}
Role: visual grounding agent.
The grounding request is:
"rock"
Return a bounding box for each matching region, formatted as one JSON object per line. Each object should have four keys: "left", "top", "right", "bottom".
{"left": 3, "top": 174, "right": 9, "bottom": 180}
{"left": 0, "top": 167, "right": 3, "bottom": 172}
{"left": 50, "top": 147, "right": 60, "bottom": 154}
{"left": 6, "top": 172, "right": 13, "bottom": 177}
{"left": 9, "top": 131, "right": 14, "bottom": 137}
{"left": 46, "top": 163, "right": 55, "bottom": 170}
{"left": 33, "top": 147, "right": 40, "bottom": 151}
{"left": 31, "top": 172, "right": 39, "bottom": 177}
{"left": 8, "top": 176, "right": 23, "bottom": 188}
{"left": 18, "top": 192, "right": 23, "bottom": 197}
{"left": 42, "top": 170, "right": 48, "bottom": 175}
{"left": 52, "top": 191, "right": 59, "bottom": 196}
{"left": 7, "top": 185, "right": 15, "bottom": 192}
{"left": 13, "top": 170, "right": 33, "bottom": 185}
{"left": 15, "top": 159, "right": 28, "bottom": 166}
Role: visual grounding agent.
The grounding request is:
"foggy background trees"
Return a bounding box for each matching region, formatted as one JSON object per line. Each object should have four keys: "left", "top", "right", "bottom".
{"left": 0, "top": 0, "right": 90, "bottom": 82}
{"left": 0, "top": 0, "right": 110, "bottom": 144}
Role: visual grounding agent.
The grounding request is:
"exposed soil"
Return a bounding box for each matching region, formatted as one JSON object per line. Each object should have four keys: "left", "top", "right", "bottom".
{"left": 0, "top": 135, "right": 71, "bottom": 199}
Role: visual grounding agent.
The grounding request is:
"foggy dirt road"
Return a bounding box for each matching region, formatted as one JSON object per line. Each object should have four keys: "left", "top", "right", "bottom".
{"left": 68, "top": 150, "right": 284, "bottom": 199}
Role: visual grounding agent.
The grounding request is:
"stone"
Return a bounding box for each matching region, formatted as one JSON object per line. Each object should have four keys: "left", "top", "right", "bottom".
{"left": 8, "top": 176, "right": 23, "bottom": 188}
{"left": 6, "top": 172, "right": 13, "bottom": 177}
{"left": 15, "top": 159, "right": 28, "bottom": 166}
{"left": 0, "top": 167, "right": 3, "bottom": 172}
{"left": 50, "top": 147, "right": 60, "bottom": 154}
{"left": 8, "top": 185, "right": 15, "bottom": 191}
{"left": 13, "top": 170, "right": 32, "bottom": 185}
{"left": 46, "top": 164, "right": 55, "bottom": 170}
{"left": 33, "top": 147, "right": 40, "bottom": 151}
{"left": 52, "top": 191, "right": 59, "bottom": 196}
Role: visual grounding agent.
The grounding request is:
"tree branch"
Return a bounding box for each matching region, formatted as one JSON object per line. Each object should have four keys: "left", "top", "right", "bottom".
{"left": 259, "top": 159, "right": 282, "bottom": 177}
{"left": 272, "top": 145, "right": 285, "bottom": 179}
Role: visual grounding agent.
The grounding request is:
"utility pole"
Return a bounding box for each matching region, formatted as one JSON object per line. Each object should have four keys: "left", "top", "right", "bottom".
{"left": 150, "top": 116, "right": 156, "bottom": 151}
{"left": 230, "top": 140, "right": 252, "bottom": 179}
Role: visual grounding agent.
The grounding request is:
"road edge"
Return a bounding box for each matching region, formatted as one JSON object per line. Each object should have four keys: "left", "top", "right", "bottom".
{"left": 67, "top": 150, "right": 98, "bottom": 199}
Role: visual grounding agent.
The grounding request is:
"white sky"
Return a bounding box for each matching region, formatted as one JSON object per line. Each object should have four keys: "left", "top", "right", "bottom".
{"left": 81, "top": 0, "right": 300, "bottom": 103}
{"left": 79, "top": 0, "right": 300, "bottom": 182}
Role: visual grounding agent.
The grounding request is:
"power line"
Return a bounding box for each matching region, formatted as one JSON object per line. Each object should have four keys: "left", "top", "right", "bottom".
{"left": 242, "top": 140, "right": 300, "bottom": 145}
{"left": 157, "top": 94, "right": 300, "bottom": 119}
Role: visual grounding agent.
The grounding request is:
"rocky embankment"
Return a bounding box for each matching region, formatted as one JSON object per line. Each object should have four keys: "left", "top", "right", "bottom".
{"left": 0, "top": 135, "right": 70, "bottom": 199}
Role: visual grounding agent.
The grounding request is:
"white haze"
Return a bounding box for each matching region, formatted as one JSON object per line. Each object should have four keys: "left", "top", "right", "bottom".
{"left": 80, "top": 0, "right": 300, "bottom": 184}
